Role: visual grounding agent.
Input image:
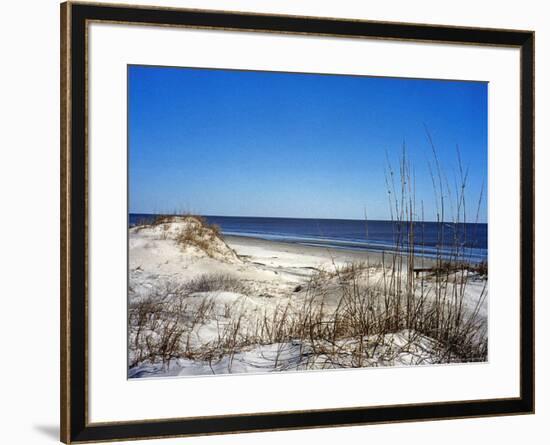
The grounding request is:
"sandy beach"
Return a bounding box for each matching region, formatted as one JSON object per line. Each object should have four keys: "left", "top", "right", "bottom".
{"left": 225, "top": 235, "right": 438, "bottom": 268}
{"left": 128, "top": 216, "right": 487, "bottom": 378}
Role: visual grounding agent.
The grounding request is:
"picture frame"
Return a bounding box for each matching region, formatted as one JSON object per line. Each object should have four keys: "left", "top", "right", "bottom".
{"left": 60, "top": 1, "right": 535, "bottom": 443}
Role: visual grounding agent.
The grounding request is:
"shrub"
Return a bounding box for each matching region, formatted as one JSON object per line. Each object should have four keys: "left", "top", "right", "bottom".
{"left": 184, "top": 273, "right": 246, "bottom": 294}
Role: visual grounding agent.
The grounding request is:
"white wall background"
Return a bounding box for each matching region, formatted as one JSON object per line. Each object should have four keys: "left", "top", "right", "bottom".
{"left": 0, "top": 0, "right": 546, "bottom": 444}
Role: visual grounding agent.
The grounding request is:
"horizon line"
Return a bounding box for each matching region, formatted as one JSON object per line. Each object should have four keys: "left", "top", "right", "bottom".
{"left": 128, "top": 211, "right": 487, "bottom": 225}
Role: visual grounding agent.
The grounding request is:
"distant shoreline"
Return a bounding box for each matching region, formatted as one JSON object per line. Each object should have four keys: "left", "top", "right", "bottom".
{"left": 129, "top": 213, "right": 487, "bottom": 263}
{"left": 224, "top": 234, "right": 439, "bottom": 268}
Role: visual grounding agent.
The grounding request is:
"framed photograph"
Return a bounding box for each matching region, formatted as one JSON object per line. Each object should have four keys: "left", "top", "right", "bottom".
{"left": 60, "top": 1, "right": 534, "bottom": 443}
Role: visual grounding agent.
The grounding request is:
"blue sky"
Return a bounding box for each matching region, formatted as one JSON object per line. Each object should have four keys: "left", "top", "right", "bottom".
{"left": 129, "top": 65, "right": 487, "bottom": 222}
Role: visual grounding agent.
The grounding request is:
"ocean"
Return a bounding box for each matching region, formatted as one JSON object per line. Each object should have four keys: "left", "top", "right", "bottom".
{"left": 129, "top": 214, "right": 487, "bottom": 262}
